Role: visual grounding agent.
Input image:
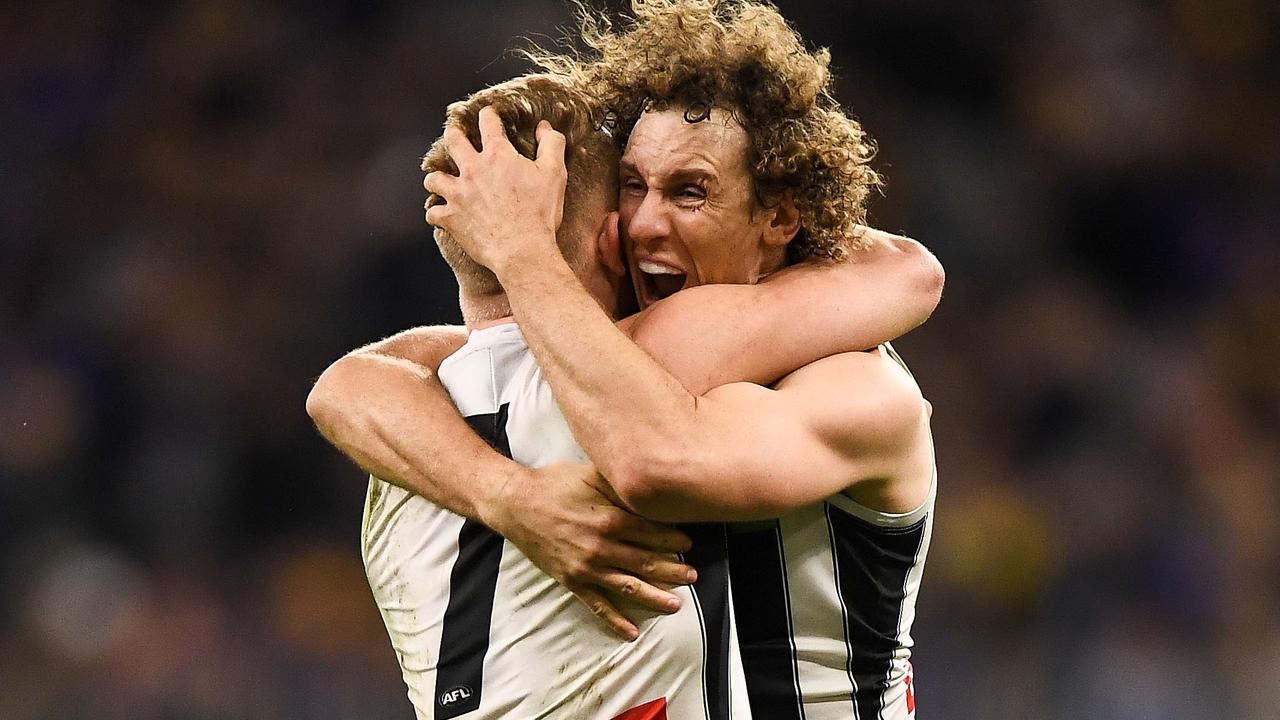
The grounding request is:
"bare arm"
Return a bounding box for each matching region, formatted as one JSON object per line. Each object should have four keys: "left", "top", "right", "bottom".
{"left": 605, "top": 351, "right": 932, "bottom": 521}
{"left": 484, "top": 251, "right": 927, "bottom": 521}
{"left": 621, "top": 226, "right": 943, "bottom": 395}
{"left": 307, "top": 326, "right": 503, "bottom": 519}
{"left": 305, "top": 235, "right": 939, "bottom": 623}
{"left": 425, "top": 111, "right": 932, "bottom": 521}
{"left": 307, "top": 325, "right": 697, "bottom": 639}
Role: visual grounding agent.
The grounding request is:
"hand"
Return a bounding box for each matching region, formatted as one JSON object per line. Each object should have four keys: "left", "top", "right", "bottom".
{"left": 424, "top": 106, "right": 568, "bottom": 273}
{"left": 482, "top": 463, "right": 698, "bottom": 641}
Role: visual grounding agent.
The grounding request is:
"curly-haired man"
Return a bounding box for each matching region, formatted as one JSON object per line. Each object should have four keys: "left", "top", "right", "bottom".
{"left": 311, "top": 2, "right": 941, "bottom": 718}
{"left": 428, "top": 2, "right": 937, "bottom": 718}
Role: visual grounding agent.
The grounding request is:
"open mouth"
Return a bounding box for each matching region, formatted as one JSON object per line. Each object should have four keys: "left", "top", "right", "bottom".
{"left": 637, "top": 259, "right": 688, "bottom": 305}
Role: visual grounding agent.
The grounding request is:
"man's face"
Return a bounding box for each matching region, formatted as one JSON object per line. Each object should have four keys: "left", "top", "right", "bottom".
{"left": 619, "top": 107, "right": 783, "bottom": 308}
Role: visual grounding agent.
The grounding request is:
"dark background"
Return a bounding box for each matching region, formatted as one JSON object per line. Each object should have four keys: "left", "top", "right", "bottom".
{"left": 2, "top": 1, "right": 1277, "bottom": 718}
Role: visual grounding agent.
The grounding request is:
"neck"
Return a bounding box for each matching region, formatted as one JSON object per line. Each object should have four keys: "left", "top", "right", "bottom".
{"left": 458, "top": 271, "right": 622, "bottom": 331}
{"left": 458, "top": 291, "right": 514, "bottom": 330}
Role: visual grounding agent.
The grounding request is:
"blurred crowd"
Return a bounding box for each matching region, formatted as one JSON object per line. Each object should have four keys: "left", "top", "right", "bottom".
{"left": 1, "top": 1, "right": 1276, "bottom": 718}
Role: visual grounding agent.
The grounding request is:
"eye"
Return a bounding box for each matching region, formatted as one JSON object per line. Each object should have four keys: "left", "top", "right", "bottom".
{"left": 675, "top": 184, "right": 706, "bottom": 202}
{"left": 621, "top": 177, "right": 646, "bottom": 194}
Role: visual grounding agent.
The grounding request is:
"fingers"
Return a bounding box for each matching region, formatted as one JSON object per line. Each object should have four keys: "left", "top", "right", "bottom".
{"left": 598, "top": 571, "right": 684, "bottom": 615}
{"left": 477, "top": 106, "right": 513, "bottom": 153}
{"left": 423, "top": 171, "right": 458, "bottom": 228}
{"left": 610, "top": 512, "right": 693, "bottom": 554}
{"left": 441, "top": 124, "right": 478, "bottom": 170}
{"left": 423, "top": 170, "right": 457, "bottom": 198}
{"left": 606, "top": 544, "right": 698, "bottom": 586}
{"left": 534, "top": 120, "right": 567, "bottom": 169}
{"left": 572, "top": 586, "right": 639, "bottom": 641}
{"left": 425, "top": 202, "right": 451, "bottom": 229}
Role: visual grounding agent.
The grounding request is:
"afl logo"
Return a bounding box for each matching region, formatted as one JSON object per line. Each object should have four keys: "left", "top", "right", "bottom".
{"left": 440, "top": 685, "right": 473, "bottom": 706}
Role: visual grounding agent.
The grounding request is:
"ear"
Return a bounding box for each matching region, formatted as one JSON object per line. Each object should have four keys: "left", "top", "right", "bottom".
{"left": 761, "top": 192, "right": 802, "bottom": 248}
{"left": 596, "top": 211, "right": 628, "bottom": 278}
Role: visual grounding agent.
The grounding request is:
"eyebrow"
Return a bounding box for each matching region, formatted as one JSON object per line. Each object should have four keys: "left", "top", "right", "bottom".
{"left": 620, "top": 160, "right": 719, "bottom": 186}
{"left": 669, "top": 168, "right": 717, "bottom": 185}
{"left": 618, "top": 158, "right": 646, "bottom": 178}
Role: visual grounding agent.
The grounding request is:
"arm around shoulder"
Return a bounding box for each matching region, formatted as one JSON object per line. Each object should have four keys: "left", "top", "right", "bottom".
{"left": 305, "top": 325, "right": 516, "bottom": 520}
{"left": 307, "top": 325, "right": 466, "bottom": 458}
{"left": 625, "top": 228, "right": 944, "bottom": 396}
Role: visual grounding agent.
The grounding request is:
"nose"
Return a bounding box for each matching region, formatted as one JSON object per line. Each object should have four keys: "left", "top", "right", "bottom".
{"left": 624, "top": 190, "right": 671, "bottom": 249}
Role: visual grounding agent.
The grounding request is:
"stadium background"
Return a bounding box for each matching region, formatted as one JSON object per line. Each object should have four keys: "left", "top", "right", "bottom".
{"left": 2, "top": 1, "right": 1277, "bottom": 717}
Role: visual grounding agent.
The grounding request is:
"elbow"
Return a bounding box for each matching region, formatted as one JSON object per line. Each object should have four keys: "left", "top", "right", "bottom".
{"left": 876, "top": 231, "right": 946, "bottom": 327}
{"left": 306, "top": 358, "right": 357, "bottom": 435}
{"left": 596, "top": 442, "right": 653, "bottom": 508}
{"left": 608, "top": 465, "right": 666, "bottom": 517}
{"left": 908, "top": 242, "right": 945, "bottom": 323}
{"left": 602, "top": 441, "right": 699, "bottom": 519}
{"left": 923, "top": 249, "right": 945, "bottom": 300}
{"left": 305, "top": 384, "right": 332, "bottom": 429}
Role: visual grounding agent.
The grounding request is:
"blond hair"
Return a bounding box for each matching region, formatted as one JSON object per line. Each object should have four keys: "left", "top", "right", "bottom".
{"left": 421, "top": 73, "right": 619, "bottom": 295}
{"left": 528, "top": 0, "right": 882, "bottom": 261}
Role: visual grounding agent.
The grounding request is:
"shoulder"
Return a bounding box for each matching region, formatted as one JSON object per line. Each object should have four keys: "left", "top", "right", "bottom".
{"left": 774, "top": 348, "right": 926, "bottom": 452}
{"left": 777, "top": 347, "right": 920, "bottom": 400}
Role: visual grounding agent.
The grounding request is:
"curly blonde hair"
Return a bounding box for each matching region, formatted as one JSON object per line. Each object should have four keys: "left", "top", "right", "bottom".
{"left": 529, "top": 0, "right": 882, "bottom": 261}
{"left": 422, "top": 73, "right": 618, "bottom": 295}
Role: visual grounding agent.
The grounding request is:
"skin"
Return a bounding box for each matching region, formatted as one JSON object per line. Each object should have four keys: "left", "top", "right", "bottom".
{"left": 312, "top": 106, "right": 943, "bottom": 638}
{"left": 305, "top": 327, "right": 699, "bottom": 626}
{"left": 425, "top": 106, "right": 934, "bottom": 519}
{"left": 619, "top": 109, "right": 791, "bottom": 308}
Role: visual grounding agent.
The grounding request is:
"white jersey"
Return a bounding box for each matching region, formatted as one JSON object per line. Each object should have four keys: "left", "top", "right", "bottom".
{"left": 725, "top": 344, "right": 934, "bottom": 720}
{"left": 361, "top": 322, "right": 750, "bottom": 720}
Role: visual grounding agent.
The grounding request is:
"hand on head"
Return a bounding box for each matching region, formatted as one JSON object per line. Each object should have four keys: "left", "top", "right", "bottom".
{"left": 424, "top": 106, "right": 569, "bottom": 273}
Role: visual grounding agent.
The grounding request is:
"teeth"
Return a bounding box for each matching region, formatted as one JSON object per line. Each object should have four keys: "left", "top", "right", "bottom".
{"left": 638, "top": 260, "right": 682, "bottom": 275}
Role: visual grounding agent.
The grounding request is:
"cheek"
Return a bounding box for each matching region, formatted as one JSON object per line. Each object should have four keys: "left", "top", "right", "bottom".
{"left": 678, "top": 220, "right": 730, "bottom": 274}
{"left": 690, "top": 217, "right": 758, "bottom": 280}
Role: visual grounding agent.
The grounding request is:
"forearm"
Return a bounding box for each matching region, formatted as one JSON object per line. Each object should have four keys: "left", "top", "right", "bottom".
{"left": 626, "top": 227, "right": 944, "bottom": 395}
{"left": 307, "top": 352, "right": 524, "bottom": 523}
{"left": 758, "top": 227, "right": 943, "bottom": 350}
{"left": 494, "top": 249, "right": 925, "bottom": 523}
{"left": 496, "top": 243, "right": 699, "bottom": 491}
{"left": 309, "top": 335, "right": 697, "bottom": 636}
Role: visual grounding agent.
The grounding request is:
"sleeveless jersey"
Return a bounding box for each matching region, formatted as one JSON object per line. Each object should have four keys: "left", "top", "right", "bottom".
{"left": 361, "top": 322, "right": 751, "bottom": 720}
{"left": 725, "top": 344, "right": 935, "bottom": 720}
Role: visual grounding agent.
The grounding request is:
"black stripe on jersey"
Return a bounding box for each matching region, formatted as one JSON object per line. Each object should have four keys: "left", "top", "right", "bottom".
{"left": 826, "top": 504, "right": 927, "bottom": 720}
{"left": 434, "top": 405, "right": 511, "bottom": 720}
{"left": 464, "top": 404, "right": 512, "bottom": 458}
{"left": 682, "top": 522, "right": 732, "bottom": 720}
{"left": 728, "top": 521, "right": 805, "bottom": 720}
